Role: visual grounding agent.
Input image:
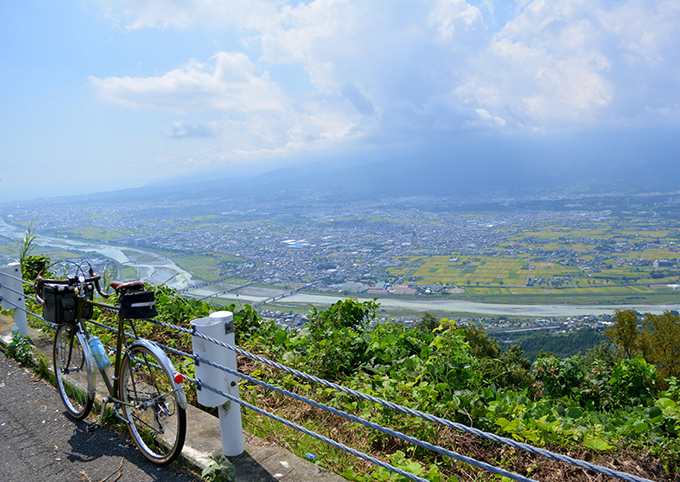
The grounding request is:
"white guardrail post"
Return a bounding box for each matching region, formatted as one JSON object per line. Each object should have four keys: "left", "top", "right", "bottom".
{"left": 191, "top": 311, "right": 245, "bottom": 456}
{"left": 0, "top": 262, "right": 29, "bottom": 336}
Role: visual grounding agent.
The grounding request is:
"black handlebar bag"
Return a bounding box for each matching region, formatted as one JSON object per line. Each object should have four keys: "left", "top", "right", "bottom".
{"left": 119, "top": 290, "right": 158, "bottom": 319}
{"left": 42, "top": 283, "right": 94, "bottom": 324}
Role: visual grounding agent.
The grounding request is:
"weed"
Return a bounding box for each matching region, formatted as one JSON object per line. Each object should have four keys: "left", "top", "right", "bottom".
{"left": 5, "top": 332, "right": 35, "bottom": 366}
{"left": 202, "top": 455, "right": 235, "bottom": 482}
{"left": 34, "top": 352, "right": 50, "bottom": 379}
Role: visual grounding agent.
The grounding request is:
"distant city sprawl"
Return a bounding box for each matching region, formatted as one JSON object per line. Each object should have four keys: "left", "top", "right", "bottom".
{"left": 2, "top": 190, "right": 680, "bottom": 306}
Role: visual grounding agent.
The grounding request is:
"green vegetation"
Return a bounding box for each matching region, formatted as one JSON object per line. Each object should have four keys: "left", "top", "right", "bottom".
{"left": 160, "top": 251, "right": 248, "bottom": 282}
{"left": 494, "top": 328, "right": 608, "bottom": 361}
{"left": 607, "top": 309, "right": 680, "bottom": 382}
{"left": 55, "top": 225, "right": 131, "bottom": 242}
{"left": 202, "top": 455, "right": 235, "bottom": 482}
{"left": 406, "top": 251, "right": 678, "bottom": 289}
{"left": 9, "top": 240, "right": 679, "bottom": 480}
{"left": 226, "top": 301, "right": 680, "bottom": 481}
{"left": 17, "top": 270, "right": 680, "bottom": 481}
{"left": 4, "top": 332, "right": 36, "bottom": 366}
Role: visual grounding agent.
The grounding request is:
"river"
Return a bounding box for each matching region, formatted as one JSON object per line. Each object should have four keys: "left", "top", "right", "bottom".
{"left": 202, "top": 291, "right": 680, "bottom": 317}
{"left": 3, "top": 217, "right": 679, "bottom": 316}
{"left": 0, "top": 217, "right": 193, "bottom": 289}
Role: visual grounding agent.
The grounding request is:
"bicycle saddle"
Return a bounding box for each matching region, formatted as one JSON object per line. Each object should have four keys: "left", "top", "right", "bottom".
{"left": 110, "top": 281, "right": 145, "bottom": 294}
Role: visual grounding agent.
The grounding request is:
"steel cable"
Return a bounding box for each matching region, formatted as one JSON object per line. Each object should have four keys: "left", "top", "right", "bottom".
{"left": 149, "top": 318, "right": 655, "bottom": 482}
{"left": 0, "top": 286, "right": 655, "bottom": 482}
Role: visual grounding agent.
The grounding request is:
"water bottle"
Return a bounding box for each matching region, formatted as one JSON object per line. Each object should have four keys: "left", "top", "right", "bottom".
{"left": 88, "top": 336, "right": 111, "bottom": 369}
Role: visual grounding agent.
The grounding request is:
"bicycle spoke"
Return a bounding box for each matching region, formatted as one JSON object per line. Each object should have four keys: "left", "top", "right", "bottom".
{"left": 53, "top": 324, "right": 93, "bottom": 420}
{"left": 119, "top": 345, "right": 186, "bottom": 465}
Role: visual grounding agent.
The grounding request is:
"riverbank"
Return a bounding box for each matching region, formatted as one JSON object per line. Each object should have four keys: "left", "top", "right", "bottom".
{"left": 201, "top": 289, "right": 680, "bottom": 318}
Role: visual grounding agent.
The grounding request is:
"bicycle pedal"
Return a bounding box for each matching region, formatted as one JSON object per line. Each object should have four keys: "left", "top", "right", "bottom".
{"left": 85, "top": 422, "right": 99, "bottom": 433}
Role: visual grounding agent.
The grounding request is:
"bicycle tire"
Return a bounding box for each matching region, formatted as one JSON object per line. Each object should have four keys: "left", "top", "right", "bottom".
{"left": 119, "top": 345, "right": 186, "bottom": 465}
{"left": 53, "top": 324, "right": 94, "bottom": 420}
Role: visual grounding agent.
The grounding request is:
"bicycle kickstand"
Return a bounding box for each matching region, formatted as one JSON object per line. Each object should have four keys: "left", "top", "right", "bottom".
{"left": 87, "top": 396, "right": 112, "bottom": 433}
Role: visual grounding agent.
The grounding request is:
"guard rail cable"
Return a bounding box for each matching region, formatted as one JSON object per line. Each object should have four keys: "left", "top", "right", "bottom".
{"left": 150, "top": 318, "right": 654, "bottom": 482}
{"left": 0, "top": 273, "right": 656, "bottom": 482}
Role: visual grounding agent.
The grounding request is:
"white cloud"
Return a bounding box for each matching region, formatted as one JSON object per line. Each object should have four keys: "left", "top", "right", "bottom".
{"left": 455, "top": 1, "right": 680, "bottom": 129}
{"left": 102, "top": 0, "right": 239, "bottom": 31}
{"left": 428, "top": 0, "right": 485, "bottom": 42}
{"left": 89, "top": 52, "right": 288, "bottom": 114}
{"left": 256, "top": 0, "right": 374, "bottom": 93}
{"left": 89, "top": 45, "right": 377, "bottom": 163}
{"left": 93, "top": 0, "right": 680, "bottom": 165}
{"left": 164, "top": 121, "right": 223, "bottom": 138}
{"left": 342, "top": 83, "right": 375, "bottom": 116}
{"left": 475, "top": 108, "right": 505, "bottom": 127}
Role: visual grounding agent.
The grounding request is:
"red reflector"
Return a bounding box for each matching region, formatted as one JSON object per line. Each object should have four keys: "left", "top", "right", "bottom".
{"left": 174, "top": 373, "right": 184, "bottom": 384}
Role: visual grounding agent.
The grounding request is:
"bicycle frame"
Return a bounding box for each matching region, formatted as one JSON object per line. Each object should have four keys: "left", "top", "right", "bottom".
{"left": 87, "top": 300, "right": 127, "bottom": 397}
{"left": 75, "top": 296, "right": 187, "bottom": 424}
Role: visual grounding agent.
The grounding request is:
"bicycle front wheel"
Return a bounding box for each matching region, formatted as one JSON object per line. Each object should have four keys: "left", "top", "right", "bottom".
{"left": 119, "top": 345, "right": 186, "bottom": 465}
{"left": 53, "top": 323, "right": 94, "bottom": 420}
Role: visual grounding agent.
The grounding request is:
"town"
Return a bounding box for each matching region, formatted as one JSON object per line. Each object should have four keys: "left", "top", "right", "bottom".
{"left": 3, "top": 190, "right": 679, "bottom": 299}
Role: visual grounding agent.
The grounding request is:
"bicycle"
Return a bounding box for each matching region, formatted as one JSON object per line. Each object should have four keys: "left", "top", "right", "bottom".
{"left": 34, "top": 263, "right": 188, "bottom": 465}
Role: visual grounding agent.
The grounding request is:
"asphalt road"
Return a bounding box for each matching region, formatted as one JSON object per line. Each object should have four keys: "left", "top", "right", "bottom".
{"left": 0, "top": 353, "right": 204, "bottom": 482}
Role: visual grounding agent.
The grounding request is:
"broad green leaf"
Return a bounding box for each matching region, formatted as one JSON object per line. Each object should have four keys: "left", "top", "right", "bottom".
{"left": 633, "top": 421, "right": 649, "bottom": 433}
{"left": 646, "top": 406, "right": 663, "bottom": 422}
{"left": 274, "top": 328, "right": 287, "bottom": 344}
{"left": 656, "top": 398, "right": 676, "bottom": 410}
{"left": 567, "top": 407, "right": 583, "bottom": 419}
{"left": 583, "top": 436, "right": 613, "bottom": 451}
{"left": 495, "top": 417, "right": 511, "bottom": 429}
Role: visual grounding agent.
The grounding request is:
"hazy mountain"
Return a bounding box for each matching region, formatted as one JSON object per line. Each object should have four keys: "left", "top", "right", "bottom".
{"left": 15, "top": 126, "right": 679, "bottom": 208}
{"left": 96, "top": 128, "right": 680, "bottom": 205}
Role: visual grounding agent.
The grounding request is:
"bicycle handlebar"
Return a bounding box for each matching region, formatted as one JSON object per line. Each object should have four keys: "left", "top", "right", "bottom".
{"left": 35, "top": 268, "right": 109, "bottom": 304}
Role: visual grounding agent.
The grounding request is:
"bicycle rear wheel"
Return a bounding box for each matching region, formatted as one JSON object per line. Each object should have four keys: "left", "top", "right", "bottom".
{"left": 119, "top": 345, "right": 186, "bottom": 465}
{"left": 53, "top": 323, "right": 94, "bottom": 420}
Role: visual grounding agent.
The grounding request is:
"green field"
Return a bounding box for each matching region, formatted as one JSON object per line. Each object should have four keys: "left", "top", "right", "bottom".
{"left": 389, "top": 217, "right": 680, "bottom": 304}
{"left": 164, "top": 251, "right": 248, "bottom": 282}
{"left": 401, "top": 253, "right": 678, "bottom": 287}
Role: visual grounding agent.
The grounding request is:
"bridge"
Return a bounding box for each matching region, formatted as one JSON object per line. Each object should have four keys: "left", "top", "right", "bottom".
{"left": 252, "top": 283, "right": 316, "bottom": 308}
{"left": 182, "top": 280, "right": 258, "bottom": 301}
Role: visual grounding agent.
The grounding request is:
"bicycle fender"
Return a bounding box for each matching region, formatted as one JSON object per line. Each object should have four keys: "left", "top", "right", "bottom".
{"left": 76, "top": 332, "right": 97, "bottom": 400}
{"left": 128, "top": 339, "right": 188, "bottom": 410}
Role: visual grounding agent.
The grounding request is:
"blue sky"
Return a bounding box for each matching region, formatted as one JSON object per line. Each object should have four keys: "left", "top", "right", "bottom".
{"left": 1, "top": 0, "right": 680, "bottom": 202}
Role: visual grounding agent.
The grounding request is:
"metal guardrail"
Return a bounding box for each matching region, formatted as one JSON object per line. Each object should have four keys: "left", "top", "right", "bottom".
{"left": 0, "top": 265, "right": 656, "bottom": 482}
